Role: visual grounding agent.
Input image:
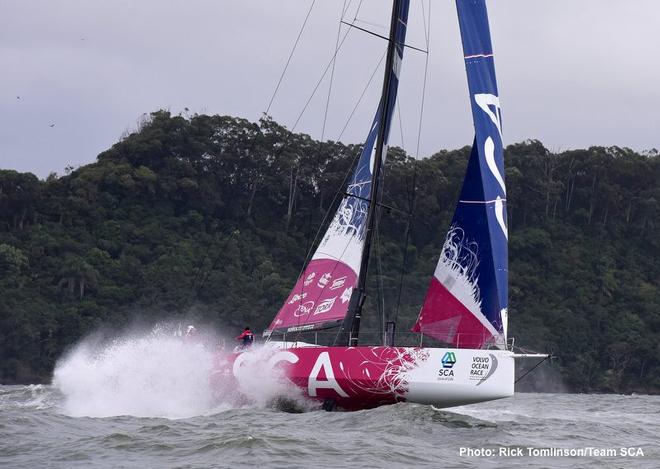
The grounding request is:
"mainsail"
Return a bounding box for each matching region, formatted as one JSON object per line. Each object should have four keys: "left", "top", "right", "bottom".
{"left": 413, "top": 0, "right": 508, "bottom": 349}
{"left": 265, "top": 1, "right": 411, "bottom": 336}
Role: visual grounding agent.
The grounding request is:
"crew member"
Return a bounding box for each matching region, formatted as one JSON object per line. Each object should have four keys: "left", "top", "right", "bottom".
{"left": 236, "top": 326, "right": 254, "bottom": 348}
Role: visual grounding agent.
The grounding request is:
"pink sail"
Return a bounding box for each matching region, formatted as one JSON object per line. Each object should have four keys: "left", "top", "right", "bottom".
{"left": 268, "top": 258, "right": 358, "bottom": 333}
{"left": 412, "top": 275, "right": 501, "bottom": 349}
{"left": 265, "top": 0, "right": 411, "bottom": 337}
{"left": 264, "top": 187, "right": 369, "bottom": 335}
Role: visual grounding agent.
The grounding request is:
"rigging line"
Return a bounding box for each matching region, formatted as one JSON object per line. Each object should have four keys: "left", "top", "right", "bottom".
{"left": 321, "top": 0, "right": 348, "bottom": 141}
{"left": 341, "top": 192, "right": 411, "bottom": 216}
{"left": 281, "top": 1, "right": 366, "bottom": 344}
{"left": 374, "top": 211, "right": 386, "bottom": 342}
{"left": 328, "top": 164, "right": 379, "bottom": 347}
{"left": 338, "top": 50, "right": 386, "bottom": 140}
{"left": 289, "top": 206, "right": 316, "bottom": 342}
{"left": 374, "top": 144, "right": 397, "bottom": 341}
{"left": 291, "top": 212, "right": 362, "bottom": 343}
{"left": 294, "top": 17, "right": 365, "bottom": 337}
{"left": 292, "top": 162, "right": 374, "bottom": 345}
{"left": 353, "top": 0, "right": 365, "bottom": 21}
{"left": 290, "top": 20, "right": 354, "bottom": 132}
{"left": 184, "top": 124, "right": 264, "bottom": 309}
{"left": 340, "top": 21, "right": 428, "bottom": 54}
{"left": 419, "top": 0, "right": 429, "bottom": 47}
{"left": 265, "top": 0, "right": 317, "bottom": 116}
{"left": 353, "top": 18, "right": 388, "bottom": 31}
{"left": 392, "top": 155, "right": 432, "bottom": 328}
{"left": 393, "top": 1, "right": 431, "bottom": 326}
{"left": 290, "top": 0, "right": 366, "bottom": 133}
{"left": 288, "top": 169, "right": 366, "bottom": 340}
{"left": 515, "top": 356, "right": 551, "bottom": 384}
{"left": 285, "top": 146, "right": 363, "bottom": 336}
{"left": 392, "top": 146, "right": 418, "bottom": 324}
{"left": 187, "top": 228, "right": 240, "bottom": 309}
{"left": 300, "top": 147, "right": 362, "bottom": 267}
{"left": 392, "top": 203, "right": 412, "bottom": 325}
{"left": 397, "top": 98, "right": 405, "bottom": 152}
{"left": 187, "top": 243, "right": 214, "bottom": 300}
{"left": 341, "top": 0, "right": 354, "bottom": 17}
{"left": 415, "top": 0, "right": 431, "bottom": 159}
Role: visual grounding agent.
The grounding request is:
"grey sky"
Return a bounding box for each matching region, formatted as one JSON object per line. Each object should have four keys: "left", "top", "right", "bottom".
{"left": 1, "top": 0, "right": 658, "bottom": 178}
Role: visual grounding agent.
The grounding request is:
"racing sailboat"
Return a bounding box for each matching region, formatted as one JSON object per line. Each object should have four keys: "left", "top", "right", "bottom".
{"left": 215, "top": 0, "right": 544, "bottom": 410}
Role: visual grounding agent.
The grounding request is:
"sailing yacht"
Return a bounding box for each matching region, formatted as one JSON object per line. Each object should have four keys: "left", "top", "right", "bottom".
{"left": 213, "top": 0, "right": 546, "bottom": 411}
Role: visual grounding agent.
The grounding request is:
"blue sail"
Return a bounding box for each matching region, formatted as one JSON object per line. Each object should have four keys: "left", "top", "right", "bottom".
{"left": 266, "top": 1, "right": 410, "bottom": 334}
{"left": 414, "top": 0, "right": 507, "bottom": 349}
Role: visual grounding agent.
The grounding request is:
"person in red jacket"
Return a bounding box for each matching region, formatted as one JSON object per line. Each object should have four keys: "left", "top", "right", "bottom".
{"left": 236, "top": 326, "right": 254, "bottom": 349}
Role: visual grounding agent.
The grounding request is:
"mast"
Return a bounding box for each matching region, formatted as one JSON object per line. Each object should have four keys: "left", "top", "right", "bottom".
{"left": 342, "top": 0, "right": 403, "bottom": 347}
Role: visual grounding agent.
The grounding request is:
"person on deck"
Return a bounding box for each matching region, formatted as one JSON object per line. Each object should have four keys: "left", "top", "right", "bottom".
{"left": 236, "top": 326, "right": 254, "bottom": 349}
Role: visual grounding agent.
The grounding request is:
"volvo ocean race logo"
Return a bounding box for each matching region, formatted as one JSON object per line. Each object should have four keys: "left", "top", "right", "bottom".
{"left": 441, "top": 351, "right": 457, "bottom": 369}
{"left": 474, "top": 353, "right": 498, "bottom": 386}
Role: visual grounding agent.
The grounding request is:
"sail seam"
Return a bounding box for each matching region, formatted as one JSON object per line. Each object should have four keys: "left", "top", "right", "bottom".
{"left": 464, "top": 53, "right": 493, "bottom": 59}
{"left": 458, "top": 198, "right": 507, "bottom": 204}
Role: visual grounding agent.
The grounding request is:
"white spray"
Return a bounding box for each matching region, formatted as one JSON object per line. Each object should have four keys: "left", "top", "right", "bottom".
{"left": 228, "top": 344, "right": 308, "bottom": 409}
{"left": 53, "top": 324, "right": 311, "bottom": 418}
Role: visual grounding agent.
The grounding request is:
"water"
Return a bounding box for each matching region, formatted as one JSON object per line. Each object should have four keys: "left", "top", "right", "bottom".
{"left": 1, "top": 386, "right": 658, "bottom": 468}
{"left": 1, "top": 331, "right": 658, "bottom": 468}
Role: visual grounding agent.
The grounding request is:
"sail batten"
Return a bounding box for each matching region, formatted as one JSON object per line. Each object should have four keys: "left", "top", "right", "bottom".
{"left": 413, "top": 0, "right": 508, "bottom": 350}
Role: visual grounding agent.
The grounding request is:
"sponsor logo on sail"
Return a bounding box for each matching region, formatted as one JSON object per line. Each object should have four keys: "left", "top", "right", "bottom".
{"left": 330, "top": 276, "right": 347, "bottom": 290}
{"left": 314, "top": 297, "right": 336, "bottom": 315}
{"left": 288, "top": 292, "right": 307, "bottom": 304}
{"left": 293, "top": 301, "right": 315, "bottom": 317}
{"left": 340, "top": 286, "right": 353, "bottom": 304}
{"left": 304, "top": 272, "right": 316, "bottom": 286}
{"left": 317, "top": 273, "right": 332, "bottom": 288}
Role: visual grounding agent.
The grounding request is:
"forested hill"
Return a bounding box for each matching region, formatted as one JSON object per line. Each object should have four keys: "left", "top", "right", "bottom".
{"left": 1, "top": 111, "right": 658, "bottom": 393}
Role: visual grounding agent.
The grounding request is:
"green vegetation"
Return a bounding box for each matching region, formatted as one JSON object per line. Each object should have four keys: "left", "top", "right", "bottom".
{"left": 1, "top": 111, "right": 658, "bottom": 393}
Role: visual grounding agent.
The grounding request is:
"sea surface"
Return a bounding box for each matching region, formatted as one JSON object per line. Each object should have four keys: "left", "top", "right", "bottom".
{"left": 1, "top": 332, "right": 658, "bottom": 468}
{"left": 2, "top": 386, "right": 658, "bottom": 469}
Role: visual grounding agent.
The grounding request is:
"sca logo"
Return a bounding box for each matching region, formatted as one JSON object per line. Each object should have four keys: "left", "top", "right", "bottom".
{"left": 441, "top": 351, "right": 457, "bottom": 369}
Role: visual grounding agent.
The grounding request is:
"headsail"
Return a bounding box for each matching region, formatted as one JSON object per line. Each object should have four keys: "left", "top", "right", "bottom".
{"left": 413, "top": 0, "right": 508, "bottom": 349}
{"left": 265, "top": 1, "right": 411, "bottom": 336}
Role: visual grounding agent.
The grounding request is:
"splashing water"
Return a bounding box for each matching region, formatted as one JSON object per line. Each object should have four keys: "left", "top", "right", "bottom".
{"left": 53, "top": 329, "right": 221, "bottom": 418}
{"left": 52, "top": 326, "right": 315, "bottom": 418}
{"left": 228, "top": 343, "right": 311, "bottom": 410}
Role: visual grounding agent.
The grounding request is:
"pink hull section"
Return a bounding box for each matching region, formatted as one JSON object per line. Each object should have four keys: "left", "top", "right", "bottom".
{"left": 414, "top": 277, "right": 497, "bottom": 349}
{"left": 211, "top": 345, "right": 514, "bottom": 410}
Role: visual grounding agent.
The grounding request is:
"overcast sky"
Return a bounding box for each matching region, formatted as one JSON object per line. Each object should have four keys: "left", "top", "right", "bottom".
{"left": 2, "top": 0, "right": 658, "bottom": 178}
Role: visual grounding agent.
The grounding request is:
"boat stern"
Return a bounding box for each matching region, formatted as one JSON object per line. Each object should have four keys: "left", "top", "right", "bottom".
{"left": 404, "top": 348, "right": 514, "bottom": 408}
